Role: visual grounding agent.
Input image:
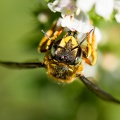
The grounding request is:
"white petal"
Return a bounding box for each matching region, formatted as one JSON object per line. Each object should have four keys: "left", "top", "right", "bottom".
{"left": 48, "top": 2, "right": 58, "bottom": 12}
{"left": 115, "top": 12, "right": 120, "bottom": 23}
{"left": 114, "top": 0, "right": 120, "bottom": 12}
{"left": 95, "top": 27, "right": 102, "bottom": 43}
{"left": 95, "top": 0, "right": 114, "bottom": 19}
{"left": 59, "top": 0, "right": 76, "bottom": 8}
{"left": 47, "top": 0, "right": 64, "bottom": 13}
{"left": 48, "top": 0, "right": 77, "bottom": 15}
{"left": 83, "top": 64, "right": 97, "bottom": 77}
{"left": 75, "top": 10, "right": 89, "bottom": 23}
{"left": 61, "top": 15, "right": 93, "bottom": 33}
{"left": 61, "top": 11, "right": 94, "bottom": 33}
{"left": 76, "top": 0, "right": 96, "bottom": 12}
{"left": 78, "top": 22, "right": 93, "bottom": 33}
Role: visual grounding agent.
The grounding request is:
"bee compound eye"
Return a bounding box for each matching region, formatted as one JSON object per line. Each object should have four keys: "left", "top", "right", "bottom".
{"left": 75, "top": 47, "right": 82, "bottom": 64}
{"left": 68, "top": 31, "right": 71, "bottom": 36}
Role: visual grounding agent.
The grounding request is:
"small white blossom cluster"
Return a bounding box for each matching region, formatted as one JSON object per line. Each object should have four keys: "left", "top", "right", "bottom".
{"left": 48, "top": 0, "right": 105, "bottom": 43}
{"left": 48, "top": 0, "right": 120, "bottom": 34}
{"left": 48, "top": 0, "right": 93, "bottom": 33}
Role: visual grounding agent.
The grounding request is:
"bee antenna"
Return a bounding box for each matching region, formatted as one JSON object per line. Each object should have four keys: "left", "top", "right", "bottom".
{"left": 41, "top": 29, "right": 51, "bottom": 40}
{"left": 79, "top": 28, "right": 94, "bottom": 45}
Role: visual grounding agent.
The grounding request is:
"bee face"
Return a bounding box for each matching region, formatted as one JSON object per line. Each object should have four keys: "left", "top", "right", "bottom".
{"left": 51, "top": 31, "right": 82, "bottom": 65}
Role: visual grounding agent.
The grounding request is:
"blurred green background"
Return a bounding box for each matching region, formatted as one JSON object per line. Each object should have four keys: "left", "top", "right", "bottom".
{"left": 0, "top": 0, "right": 120, "bottom": 120}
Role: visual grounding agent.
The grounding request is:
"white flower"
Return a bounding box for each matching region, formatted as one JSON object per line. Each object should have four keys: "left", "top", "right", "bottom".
{"left": 115, "top": 13, "right": 120, "bottom": 23}
{"left": 94, "top": 27, "right": 102, "bottom": 44}
{"left": 114, "top": 0, "right": 120, "bottom": 12}
{"left": 77, "top": 0, "right": 120, "bottom": 22}
{"left": 48, "top": 0, "right": 77, "bottom": 16}
{"left": 95, "top": 0, "right": 114, "bottom": 19}
{"left": 83, "top": 63, "right": 97, "bottom": 78}
{"left": 114, "top": 0, "right": 120, "bottom": 23}
{"left": 61, "top": 11, "right": 93, "bottom": 33}
{"left": 76, "top": 0, "right": 96, "bottom": 12}
{"left": 77, "top": 0, "right": 114, "bottom": 20}
{"left": 48, "top": 0, "right": 93, "bottom": 33}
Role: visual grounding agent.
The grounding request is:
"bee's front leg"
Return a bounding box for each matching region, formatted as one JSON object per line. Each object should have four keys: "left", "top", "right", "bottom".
{"left": 83, "top": 28, "right": 97, "bottom": 66}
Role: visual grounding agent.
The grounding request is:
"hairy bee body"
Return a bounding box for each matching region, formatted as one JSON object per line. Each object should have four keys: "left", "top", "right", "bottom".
{"left": 38, "top": 24, "right": 97, "bottom": 83}
{"left": 43, "top": 31, "right": 83, "bottom": 83}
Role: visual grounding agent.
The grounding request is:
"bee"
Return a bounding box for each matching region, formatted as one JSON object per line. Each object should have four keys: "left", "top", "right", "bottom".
{"left": 0, "top": 20, "right": 120, "bottom": 104}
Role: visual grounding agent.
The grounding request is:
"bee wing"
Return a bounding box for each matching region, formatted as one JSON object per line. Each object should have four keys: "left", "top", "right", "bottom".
{"left": 78, "top": 75, "right": 120, "bottom": 104}
{"left": 0, "top": 61, "right": 45, "bottom": 69}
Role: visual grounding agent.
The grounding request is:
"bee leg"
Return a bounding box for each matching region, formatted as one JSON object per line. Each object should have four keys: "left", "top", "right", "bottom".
{"left": 83, "top": 28, "right": 97, "bottom": 66}
{"left": 77, "top": 74, "right": 120, "bottom": 104}
{"left": 90, "top": 28, "right": 97, "bottom": 66}
{"left": 38, "top": 20, "right": 63, "bottom": 52}
{"left": 0, "top": 61, "right": 46, "bottom": 69}
{"left": 38, "top": 20, "right": 57, "bottom": 52}
{"left": 45, "top": 27, "right": 63, "bottom": 50}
